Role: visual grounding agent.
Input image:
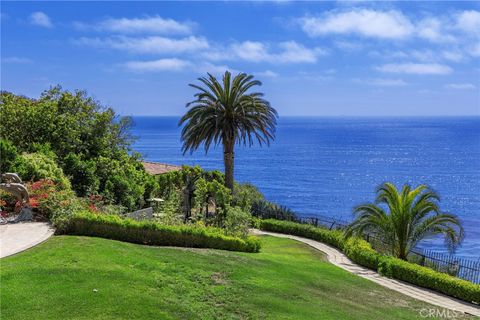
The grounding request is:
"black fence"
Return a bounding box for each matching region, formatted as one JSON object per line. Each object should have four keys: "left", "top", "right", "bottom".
{"left": 296, "top": 215, "right": 480, "bottom": 284}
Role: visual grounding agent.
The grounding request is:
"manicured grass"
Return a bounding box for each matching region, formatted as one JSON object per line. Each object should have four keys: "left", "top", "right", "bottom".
{"left": 1, "top": 236, "right": 445, "bottom": 319}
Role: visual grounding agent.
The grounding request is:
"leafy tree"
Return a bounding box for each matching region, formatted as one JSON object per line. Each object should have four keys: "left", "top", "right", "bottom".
{"left": 1, "top": 87, "right": 132, "bottom": 159}
{"left": 233, "top": 182, "right": 264, "bottom": 212}
{"left": 224, "top": 206, "right": 251, "bottom": 237}
{"left": 194, "top": 177, "right": 232, "bottom": 226}
{"left": 345, "top": 183, "right": 464, "bottom": 260}
{"left": 180, "top": 71, "right": 278, "bottom": 192}
{"left": 0, "top": 139, "right": 18, "bottom": 174}
{"left": 96, "top": 153, "right": 154, "bottom": 211}
{"left": 63, "top": 153, "right": 99, "bottom": 196}
{"left": 0, "top": 87, "right": 154, "bottom": 209}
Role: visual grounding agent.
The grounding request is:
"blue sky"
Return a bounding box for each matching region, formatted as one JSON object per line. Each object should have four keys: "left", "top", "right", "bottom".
{"left": 1, "top": 1, "right": 479, "bottom": 116}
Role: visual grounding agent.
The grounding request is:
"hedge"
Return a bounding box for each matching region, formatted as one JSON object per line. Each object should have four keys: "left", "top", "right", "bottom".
{"left": 378, "top": 256, "right": 480, "bottom": 305}
{"left": 258, "top": 218, "right": 346, "bottom": 249}
{"left": 259, "top": 219, "right": 480, "bottom": 304}
{"left": 61, "top": 211, "right": 261, "bottom": 253}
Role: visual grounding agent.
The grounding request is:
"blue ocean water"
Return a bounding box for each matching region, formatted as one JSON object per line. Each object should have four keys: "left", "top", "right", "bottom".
{"left": 131, "top": 116, "right": 480, "bottom": 259}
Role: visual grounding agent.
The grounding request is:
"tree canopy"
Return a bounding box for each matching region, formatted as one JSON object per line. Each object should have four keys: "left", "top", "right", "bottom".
{"left": 0, "top": 86, "right": 154, "bottom": 210}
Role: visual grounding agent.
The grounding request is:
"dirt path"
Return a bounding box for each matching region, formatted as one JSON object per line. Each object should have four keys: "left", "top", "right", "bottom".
{"left": 252, "top": 230, "right": 480, "bottom": 317}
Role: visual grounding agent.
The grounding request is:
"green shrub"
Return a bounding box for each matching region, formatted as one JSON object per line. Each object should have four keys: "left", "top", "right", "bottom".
{"left": 14, "top": 152, "right": 71, "bottom": 189}
{"left": 62, "top": 153, "right": 99, "bottom": 196}
{"left": 0, "top": 88, "right": 155, "bottom": 210}
{"left": 224, "top": 206, "right": 251, "bottom": 238}
{"left": 252, "top": 200, "right": 298, "bottom": 221}
{"left": 96, "top": 153, "right": 154, "bottom": 211}
{"left": 259, "top": 219, "right": 480, "bottom": 304}
{"left": 154, "top": 191, "right": 183, "bottom": 225}
{"left": 378, "top": 256, "right": 480, "bottom": 304}
{"left": 343, "top": 238, "right": 380, "bottom": 270}
{"left": 28, "top": 179, "right": 82, "bottom": 221}
{"left": 62, "top": 211, "right": 261, "bottom": 253}
{"left": 0, "top": 139, "right": 18, "bottom": 173}
{"left": 233, "top": 183, "right": 264, "bottom": 212}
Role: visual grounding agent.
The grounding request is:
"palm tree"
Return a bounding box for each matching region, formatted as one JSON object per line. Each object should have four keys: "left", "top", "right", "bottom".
{"left": 345, "top": 182, "right": 464, "bottom": 260}
{"left": 179, "top": 71, "right": 278, "bottom": 192}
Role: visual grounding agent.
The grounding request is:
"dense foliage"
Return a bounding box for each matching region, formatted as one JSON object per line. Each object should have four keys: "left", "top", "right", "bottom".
{"left": 13, "top": 152, "right": 71, "bottom": 189}
{"left": 345, "top": 183, "right": 464, "bottom": 260}
{"left": 180, "top": 71, "right": 278, "bottom": 191}
{"left": 153, "top": 165, "right": 292, "bottom": 236}
{"left": 251, "top": 200, "right": 298, "bottom": 221}
{"left": 0, "top": 86, "right": 286, "bottom": 249}
{"left": 259, "top": 219, "right": 480, "bottom": 304}
{"left": 0, "top": 87, "right": 154, "bottom": 210}
{"left": 62, "top": 211, "right": 261, "bottom": 253}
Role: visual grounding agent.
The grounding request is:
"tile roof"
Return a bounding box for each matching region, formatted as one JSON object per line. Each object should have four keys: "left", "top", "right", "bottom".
{"left": 141, "top": 161, "right": 182, "bottom": 175}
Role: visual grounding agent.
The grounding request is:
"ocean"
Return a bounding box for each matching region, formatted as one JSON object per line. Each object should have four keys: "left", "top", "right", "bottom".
{"left": 131, "top": 116, "right": 480, "bottom": 259}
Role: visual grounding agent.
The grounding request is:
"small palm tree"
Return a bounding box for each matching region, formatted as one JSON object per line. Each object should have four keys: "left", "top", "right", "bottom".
{"left": 180, "top": 71, "right": 278, "bottom": 192}
{"left": 345, "top": 182, "right": 464, "bottom": 260}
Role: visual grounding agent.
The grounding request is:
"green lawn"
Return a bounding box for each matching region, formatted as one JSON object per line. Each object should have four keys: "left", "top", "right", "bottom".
{"left": 1, "top": 236, "right": 445, "bottom": 319}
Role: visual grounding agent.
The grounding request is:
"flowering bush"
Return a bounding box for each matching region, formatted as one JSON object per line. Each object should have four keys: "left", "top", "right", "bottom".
{"left": 0, "top": 190, "right": 19, "bottom": 214}
{"left": 27, "top": 179, "right": 81, "bottom": 221}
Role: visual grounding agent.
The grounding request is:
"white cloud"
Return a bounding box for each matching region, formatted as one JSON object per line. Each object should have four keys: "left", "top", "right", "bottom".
{"left": 75, "top": 35, "right": 209, "bottom": 54}
{"left": 300, "top": 9, "right": 414, "bottom": 39}
{"left": 30, "top": 12, "right": 53, "bottom": 28}
{"left": 334, "top": 40, "right": 363, "bottom": 51}
{"left": 445, "top": 83, "right": 476, "bottom": 90}
{"left": 2, "top": 57, "right": 33, "bottom": 64}
{"left": 408, "top": 50, "right": 437, "bottom": 62}
{"left": 256, "top": 70, "right": 279, "bottom": 78}
{"left": 124, "top": 58, "right": 190, "bottom": 72}
{"left": 456, "top": 10, "right": 480, "bottom": 35}
{"left": 416, "top": 17, "right": 455, "bottom": 43}
{"left": 366, "top": 78, "right": 408, "bottom": 87}
{"left": 230, "top": 41, "right": 270, "bottom": 62}
{"left": 75, "top": 16, "right": 193, "bottom": 34}
{"left": 204, "top": 40, "right": 326, "bottom": 64}
{"left": 467, "top": 43, "right": 480, "bottom": 57}
{"left": 276, "top": 41, "right": 326, "bottom": 63}
{"left": 298, "top": 9, "right": 480, "bottom": 46}
{"left": 371, "top": 49, "right": 466, "bottom": 64}
{"left": 123, "top": 60, "right": 241, "bottom": 75}
{"left": 441, "top": 50, "right": 465, "bottom": 62}
{"left": 377, "top": 63, "right": 453, "bottom": 75}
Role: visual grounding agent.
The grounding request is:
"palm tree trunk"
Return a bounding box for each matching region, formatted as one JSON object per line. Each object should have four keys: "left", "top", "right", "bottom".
{"left": 223, "top": 142, "right": 235, "bottom": 192}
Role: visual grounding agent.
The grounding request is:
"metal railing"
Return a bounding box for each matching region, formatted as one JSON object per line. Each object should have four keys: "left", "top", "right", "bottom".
{"left": 296, "top": 214, "right": 480, "bottom": 284}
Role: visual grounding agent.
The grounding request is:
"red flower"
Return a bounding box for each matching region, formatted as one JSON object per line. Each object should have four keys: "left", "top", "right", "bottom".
{"left": 30, "top": 179, "right": 54, "bottom": 191}
{"left": 89, "top": 203, "right": 98, "bottom": 212}
{"left": 29, "top": 198, "right": 40, "bottom": 208}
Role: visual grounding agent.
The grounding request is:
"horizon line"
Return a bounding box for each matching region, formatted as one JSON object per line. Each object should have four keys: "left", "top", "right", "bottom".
{"left": 124, "top": 114, "right": 480, "bottom": 118}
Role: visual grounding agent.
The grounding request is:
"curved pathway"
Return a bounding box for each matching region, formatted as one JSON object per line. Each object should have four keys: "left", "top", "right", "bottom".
{"left": 252, "top": 230, "right": 480, "bottom": 317}
{"left": 0, "top": 222, "right": 54, "bottom": 258}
